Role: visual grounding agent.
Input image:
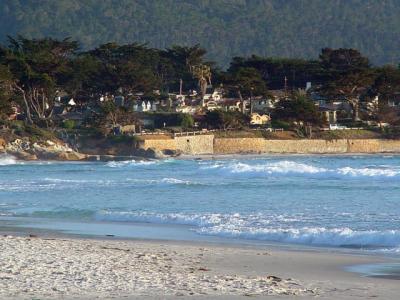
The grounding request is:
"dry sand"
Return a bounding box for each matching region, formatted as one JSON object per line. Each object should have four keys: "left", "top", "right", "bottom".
{"left": 0, "top": 235, "right": 398, "bottom": 299}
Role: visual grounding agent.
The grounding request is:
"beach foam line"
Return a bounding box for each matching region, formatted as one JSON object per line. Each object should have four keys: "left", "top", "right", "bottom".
{"left": 198, "top": 226, "right": 400, "bottom": 248}
{"left": 95, "top": 211, "right": 400, "bottom": 249}
{"left": 95, "top": 211, "right": 225, "bottom": 226}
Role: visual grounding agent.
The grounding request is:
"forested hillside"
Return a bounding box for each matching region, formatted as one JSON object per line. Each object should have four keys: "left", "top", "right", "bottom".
{"left": 1, "top": 0, "right": 400, "bottom": 67}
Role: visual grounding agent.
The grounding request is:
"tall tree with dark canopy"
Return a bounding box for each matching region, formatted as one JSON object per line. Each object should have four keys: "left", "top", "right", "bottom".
{"left": 272, "top": 93, "right": 323, "bottom": 125}
{"left": 163, "top": 44, "right": 210, "bottom": 93}
{"left": 0, "top": 36, "right": 79, "bottom": 124}
{"left": 84, "top": 43, "right": 162, "bottom": 95}
{"left": 0, "top": 64, "right": 13, "bottom": 118}
{"left": 228, "top": 55, "right": 324, "bottom": 90}
{"left": 318, "top": 48, "right": 375, "bottom": 121}
{"left": 371, "top": 66, "right": 400, "bottom": 104}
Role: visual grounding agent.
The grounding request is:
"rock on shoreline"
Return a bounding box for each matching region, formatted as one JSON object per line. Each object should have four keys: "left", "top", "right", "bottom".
{"left": 1, "top": 138, "right": 87, "bottom": 161}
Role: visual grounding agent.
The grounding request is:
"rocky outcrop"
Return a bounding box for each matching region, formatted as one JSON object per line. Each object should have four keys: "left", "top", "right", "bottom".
{"left": 132, "top": 147, "right": 183, "bottom": 159}
{"left": 4, "top": 139, "right": 87, "bottom": 161}
{"left": 132, "top": 148, "right": 163, "bottom": 159}
{"left": 0, "top": 138, "right": 6, "bottom": 150}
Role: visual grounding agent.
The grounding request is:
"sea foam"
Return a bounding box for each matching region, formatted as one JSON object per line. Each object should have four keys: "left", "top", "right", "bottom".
{"left": 202, "top": 160, "right": 400, "bottom": 178}
{"left": 95, "top": 211, "right": 400, "bottom": 249}
{"left": 198, "top": 226, "right": 400, "bottom": 248}
{"left": 0, "top": 154, "right": 17, "bottom": 166}
{"left": 106, "top": 160, "right": 157, "bottom": 168}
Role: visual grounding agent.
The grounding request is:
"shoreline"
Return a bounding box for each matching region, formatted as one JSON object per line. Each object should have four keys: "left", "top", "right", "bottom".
{"left": 4, "top": 136, "right": 400, "bottom": 162}
{"left": 1, "top": 231, "right": 399, "bottom": 299}
{"left": 3, "top": 150, "right": 400, "bottom": 163}
{"left": 2, "top": 216, "right": 395, "bottom": 257}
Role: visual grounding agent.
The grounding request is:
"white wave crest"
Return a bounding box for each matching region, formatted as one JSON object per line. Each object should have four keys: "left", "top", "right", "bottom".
{"left": 95, "top": 211, "right": 400, "bottom": 249}
{"left": 0, "top": 154, "right": 17, "bottom": 166}
{"left": 159, "top": 178, "right": 192, "bottom": 185}
{"left": 203, "top": 160, "right": 400, "bottom": 178}
{"left": 106, "top": 160, "right": 157, "bottom": 168}
{"left": 198, "top": 226, "right": 400, "bottom": 247}
{"left": 228, "top": 161, "right": 326, "bottom": 174}
{"left": 337, "top": 167, "right": 399, "bottom": 177}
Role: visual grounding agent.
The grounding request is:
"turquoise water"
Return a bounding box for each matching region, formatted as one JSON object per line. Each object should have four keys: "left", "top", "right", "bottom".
{"left": 1, "top": 154, "right": 400, "bottom": 253}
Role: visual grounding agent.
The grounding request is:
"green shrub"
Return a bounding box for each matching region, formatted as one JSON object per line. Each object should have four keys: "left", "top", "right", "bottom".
{"left": 271, "top": 120, "right": 291, "bottom": 130}
{"left": 62, "top": 119, "right": 76, "bottom": 129}
{"left": 25, "top": 125, "right": 55, "bottom": 140}
{"left": 179, "top": 114, "right": 194, "bottom": 129}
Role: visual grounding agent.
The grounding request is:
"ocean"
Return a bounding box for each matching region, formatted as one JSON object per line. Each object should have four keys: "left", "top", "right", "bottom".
{"left": 1, "top": 154, "right": 400, "bottom": 254}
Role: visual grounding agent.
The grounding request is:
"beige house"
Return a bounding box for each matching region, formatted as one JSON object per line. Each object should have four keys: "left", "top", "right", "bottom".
{"left": 250, "top": 113, "right": 270, "bottom": 126}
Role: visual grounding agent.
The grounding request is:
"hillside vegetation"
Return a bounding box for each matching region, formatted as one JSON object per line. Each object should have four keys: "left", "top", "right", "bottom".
{"left": 1, "top": 0, "right": 400, "bottom": 67}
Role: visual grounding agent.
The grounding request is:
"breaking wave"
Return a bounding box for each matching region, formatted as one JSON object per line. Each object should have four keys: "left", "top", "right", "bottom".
{"left": 0, "top": 154, "right": 17, "bottom": 166}
{"left": 94, "top": 211, "right": 400, "bottom": 249}
{"left": 106, "top": 158, "right": 177, "bottom": 168}
{"left": 106, "top": 160, "right": 157, "bottom": 168}
{"left": 201, "top": 160, "right": 400, "bottom": 178}
{"left": 198, "top": 226, "right": 400, "bottom": 248}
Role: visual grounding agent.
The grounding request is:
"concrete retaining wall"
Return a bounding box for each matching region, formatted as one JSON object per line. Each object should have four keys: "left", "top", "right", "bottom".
{"left": 139, "top": 135, "right": 400, "bottom": 155}
{"left": 140, "top": 139, "right": 177, "bottom": 151}
{"left": 139, "top": 135, "right": 214, "bottom": 155}
{"left": 264, "top": 139, "right": 349, "bottom": 154}
{"left": 213, "top": 138, "right": 266, "bottom": 154}
{"left": 174, "top": 135, "right": 214, "bottom": 155}
{"left": 214, "top": 138, "right": 400, "bottom": 154}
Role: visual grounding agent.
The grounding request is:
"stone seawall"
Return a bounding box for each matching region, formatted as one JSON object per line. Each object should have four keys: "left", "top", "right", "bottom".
{"left": 213, "top": 139, "right": 350, "bottom": 154}
{"left": 174, "top": 135, "right": 214, "bottom": 155}
{"left": 139, "top": 135, "right": 400, "bottom": 155}
{"left": 214, "top": 138, "right": 400, "bottom": 154}
{"left": 139, "top": 135, "right": 214, "bottom": 155}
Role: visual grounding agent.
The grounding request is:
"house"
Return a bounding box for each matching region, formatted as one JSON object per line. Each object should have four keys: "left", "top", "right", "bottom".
{"left": 251, "top": 97, "right": 275, "bottom": 114}
{"left": 221, "top": 99, "right": 242, "bottom": 112}
{"left": 269, "top": 90, "right": 287, "bottom": 101}
{"left": 119, "top": 124, "right": 136, "bottom": 134}
{"left": 202, "top": 88, "right": 224, "bottom": 106}
{"left": 250, "top": 113, "right": 270, "bottom": 126}
{"left": 133, "top": 100, "right": 155, "bottom": 112}
{"left": 387, "top": 93, "right": 400, "bottom": 107}
{"left": 319, "top": 105, "right": 337, "bottom": 124}
{"left": 175, "top": 105, "right": 199, "bottom": 114}
{"left": 205, "top": 100, "right": 221, "bottom": 111}
{"left": 175, "top": 94, "right": 186, "bottom": 105}
{"left": 8, "top": 103, "right": 21, "bottom": 120}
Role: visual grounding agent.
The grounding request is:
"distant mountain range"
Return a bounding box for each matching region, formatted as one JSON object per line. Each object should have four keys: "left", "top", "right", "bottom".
{"left": 1, "top": 0, "right": 400, "bottom": 67}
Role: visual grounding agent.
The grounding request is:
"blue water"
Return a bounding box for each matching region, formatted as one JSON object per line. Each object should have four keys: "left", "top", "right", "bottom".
{"left": 1, "top": 154, "right": 400, "bottom": 253}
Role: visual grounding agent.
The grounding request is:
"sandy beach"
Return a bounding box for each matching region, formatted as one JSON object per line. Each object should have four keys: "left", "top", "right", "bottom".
{"left": 0, "top": 235, "right": 398, "bottom": 300}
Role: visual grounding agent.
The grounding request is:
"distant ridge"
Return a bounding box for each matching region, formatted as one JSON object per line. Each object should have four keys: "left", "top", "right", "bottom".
{"left": 1, "top": 0, "right": 400, "bottom": 66}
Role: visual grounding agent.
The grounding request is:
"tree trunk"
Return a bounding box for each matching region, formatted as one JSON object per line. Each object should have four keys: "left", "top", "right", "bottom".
{"left": 237, "top": 90, "right": 244, "bottom": 114}
{"left": 13, "top": 84, "right": 33, "bottom": 124}
{"left": 348, "top": 98, "right": 360, "bottom": 122}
